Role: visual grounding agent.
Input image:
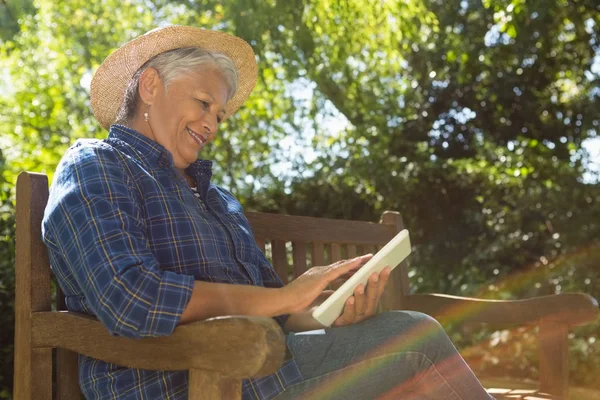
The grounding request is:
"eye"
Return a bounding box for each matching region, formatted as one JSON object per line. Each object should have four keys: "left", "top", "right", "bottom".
{"left": 196, "top": 99, "right": 210, "bottom": 109}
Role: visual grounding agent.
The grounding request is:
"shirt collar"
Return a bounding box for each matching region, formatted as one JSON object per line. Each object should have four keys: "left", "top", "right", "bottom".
{"left": 107, "top": 124, "right": 213, "bottom": 179}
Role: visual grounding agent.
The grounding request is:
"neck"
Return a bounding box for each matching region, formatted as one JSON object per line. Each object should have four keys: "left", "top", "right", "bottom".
{"left": 183, "top": 172, "right": 195, "bottom": 187}
{"left": 129, "top": 117, "right": 154, "bottom": 142}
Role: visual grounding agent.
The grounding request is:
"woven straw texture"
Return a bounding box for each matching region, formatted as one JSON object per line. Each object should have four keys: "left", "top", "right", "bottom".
{"left": 90, "top": 26, "right": 257, "bottom": 129}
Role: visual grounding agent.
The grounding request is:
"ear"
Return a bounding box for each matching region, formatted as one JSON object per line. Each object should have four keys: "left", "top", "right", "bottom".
{"left": 138, "top": 68, "right": 161, "bottom": 105}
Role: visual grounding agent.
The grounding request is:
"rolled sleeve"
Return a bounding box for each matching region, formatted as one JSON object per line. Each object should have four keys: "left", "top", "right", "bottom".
{"left": 43, "top": 143, "right": 194, "bottom": 338}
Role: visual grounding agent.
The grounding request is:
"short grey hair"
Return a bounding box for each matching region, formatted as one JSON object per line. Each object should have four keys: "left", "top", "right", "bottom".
{"left": 115, "top": 47, "right": 238, "bottom": 125}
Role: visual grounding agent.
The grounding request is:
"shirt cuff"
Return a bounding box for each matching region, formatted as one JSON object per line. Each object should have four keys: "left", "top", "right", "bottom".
{"left": 140, "top": 271, "right": 195, "bottom": 337}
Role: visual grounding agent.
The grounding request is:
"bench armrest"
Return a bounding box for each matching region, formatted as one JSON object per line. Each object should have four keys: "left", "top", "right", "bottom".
{"left": 31, "top": 311, "right": 286, "bottom": 378}
{"left": 402, "top": 292, "right": 599, "bottom": 329}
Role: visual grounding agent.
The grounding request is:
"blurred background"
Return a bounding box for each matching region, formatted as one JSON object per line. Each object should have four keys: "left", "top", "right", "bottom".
{"left": 1, "top": 0, "right": 599, "bottom": 398}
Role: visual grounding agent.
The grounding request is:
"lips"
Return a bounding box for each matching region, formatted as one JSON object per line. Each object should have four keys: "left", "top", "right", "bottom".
{"left": 186, "top": 127, "right": 207, "bottom": 146}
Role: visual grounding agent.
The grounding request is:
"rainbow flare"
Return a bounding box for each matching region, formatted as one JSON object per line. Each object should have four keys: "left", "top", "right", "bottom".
{"left": 294, "top": 243, "right": 600, "bottom": 398}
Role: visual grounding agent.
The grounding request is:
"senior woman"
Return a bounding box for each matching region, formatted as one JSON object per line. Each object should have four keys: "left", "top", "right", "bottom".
{"left": 41, "top": 26, "right": 494, "bottom": 400}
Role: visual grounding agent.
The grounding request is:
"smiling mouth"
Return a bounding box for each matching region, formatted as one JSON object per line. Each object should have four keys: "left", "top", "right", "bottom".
{"left": 186, "top": 127, "right": 207, "bottom": 146}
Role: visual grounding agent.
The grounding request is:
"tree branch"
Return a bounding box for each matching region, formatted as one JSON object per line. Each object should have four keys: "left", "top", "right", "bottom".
{"left": 1, "top": 0, "right": 18, "bottom": 27}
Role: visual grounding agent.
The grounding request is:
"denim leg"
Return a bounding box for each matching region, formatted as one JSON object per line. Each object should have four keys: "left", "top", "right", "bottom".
{"left": 275, "top": 311, "right": 493, "bottom": 400}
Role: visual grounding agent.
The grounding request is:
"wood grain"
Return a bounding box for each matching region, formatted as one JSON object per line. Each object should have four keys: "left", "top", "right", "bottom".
{"left": 346, "top": 244, "right": 357, "bottom": 258}
{"left": 55, "top": 284, "right": 81, "bottom": 399}
{"left": 247, "top": 212, "right": 396, "bottom": 245}
{"left": 189, "top": 369, "right": 242, "bottom": 399}
{"left": 56, "top": 348, "right": 80, "bottom": 400}
{"left": 539, "top": 321, "right": 569, "bottom": 398}
{"left": 311, "top": 242, "right": 325, "bottom": 268}
{"left": 255, "top": 238, "right": 266, "bottom": 254}
{"left": 402, "top": 293, "right": 599, "bottom": 328}
{"left": 32, "top": 312, "right": 286, "bottom": 378}
{"left": 14, "top": 172, "right": 53, "bottom": 400}
{"left": 330, "top": 243, "right": 342, "bottom": 263}
{"left": 271, "top": 240, "right": 288, "bottom": 284}
{"left": 292, "top": 242, "right": 308, "bottom": 279}
{"left": 362, "top": 245, "right": 377, "bottom": 255}
{"left": 486, "top": 388, "right": 553, "bottom": 399}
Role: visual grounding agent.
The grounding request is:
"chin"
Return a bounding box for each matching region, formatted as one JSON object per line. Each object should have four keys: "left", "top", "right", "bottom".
{"left": 186, "top": 155, "right": 199, "bottom": 165}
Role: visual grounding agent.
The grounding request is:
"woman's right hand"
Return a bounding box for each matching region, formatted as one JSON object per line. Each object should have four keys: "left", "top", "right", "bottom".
{"left": 282, "top": 254, "right": 373, "bottom": 314}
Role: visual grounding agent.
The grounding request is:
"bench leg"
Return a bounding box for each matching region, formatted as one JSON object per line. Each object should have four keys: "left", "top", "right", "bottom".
{"left": 13, "top": 347, "right": 53, "bottom": 400}
{"left": 189, "top": 369, "right": 242, "bottom": 399}
{"left": 539, "top": 321, "right": 569, "bottom": 399}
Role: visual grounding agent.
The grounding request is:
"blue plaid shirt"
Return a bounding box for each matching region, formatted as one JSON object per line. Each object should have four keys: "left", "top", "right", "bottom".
{"left": 41, "top": 124, "right": 302, "bottom": 400}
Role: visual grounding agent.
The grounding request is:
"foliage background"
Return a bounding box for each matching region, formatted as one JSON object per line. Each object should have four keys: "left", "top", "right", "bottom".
{"left": 1, "top": 0, "right": 599, "bottom": 397}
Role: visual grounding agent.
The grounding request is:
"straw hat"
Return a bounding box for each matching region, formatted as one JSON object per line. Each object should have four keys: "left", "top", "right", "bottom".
{"left": 90, "top": 25, "right": 257, "bottom": 129}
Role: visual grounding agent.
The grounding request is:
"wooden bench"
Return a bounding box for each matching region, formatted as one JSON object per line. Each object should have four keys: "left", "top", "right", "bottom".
{"left": 14, "top": 171, "right": 599, "bottom": 399}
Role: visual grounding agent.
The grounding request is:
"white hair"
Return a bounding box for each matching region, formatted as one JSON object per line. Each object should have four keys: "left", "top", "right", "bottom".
{"left": 115, "top": 47, "right": 238, "bottom": 124}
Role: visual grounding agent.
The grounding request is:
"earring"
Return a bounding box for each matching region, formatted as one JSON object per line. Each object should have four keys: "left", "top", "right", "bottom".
{"left": 144, "top": 104, "right": 150, "bottom": 122}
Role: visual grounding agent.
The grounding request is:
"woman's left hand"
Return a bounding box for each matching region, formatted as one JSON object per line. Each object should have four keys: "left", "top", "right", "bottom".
{"left": 332, "top": 266, "right": 392, "bottom": 327}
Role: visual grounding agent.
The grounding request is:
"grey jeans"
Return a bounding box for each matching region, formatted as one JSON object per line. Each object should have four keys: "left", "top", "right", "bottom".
{"left": 274, "top": 311, "right": 494, "bottom": 400}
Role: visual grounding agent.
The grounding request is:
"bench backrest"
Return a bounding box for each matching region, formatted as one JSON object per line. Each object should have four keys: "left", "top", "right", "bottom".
{"left": 14, "top": 171, "right": 410, "bottom": 399}
{"left": 246, "top": 211, "right": 409, "bottom": 312}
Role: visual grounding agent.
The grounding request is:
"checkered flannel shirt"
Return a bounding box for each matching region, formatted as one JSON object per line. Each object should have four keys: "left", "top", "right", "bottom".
{"left": 42, "top": 124, "right": 302, "bottom": 399}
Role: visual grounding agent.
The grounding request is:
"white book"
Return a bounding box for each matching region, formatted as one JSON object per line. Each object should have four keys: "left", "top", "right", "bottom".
{"left": 312, "top": 230, "right": 412, "bottom": 327}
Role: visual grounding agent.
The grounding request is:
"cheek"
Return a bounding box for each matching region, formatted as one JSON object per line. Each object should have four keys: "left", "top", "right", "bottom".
{"left": 190, "top": 103, "right": 207, "bottom": 120}
{"left": 178, "top": 102, "right": 203, "bottom": 125}
{"left": 161, "top": 103, "right": 188, "bottom": 135}
{"left": 152, "top": 100, "right": 174, "bottom": 128}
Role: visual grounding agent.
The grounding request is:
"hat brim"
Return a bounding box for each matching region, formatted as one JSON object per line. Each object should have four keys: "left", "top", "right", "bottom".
{"left": 90, "top": 26, "right": 257, "bottom": 130}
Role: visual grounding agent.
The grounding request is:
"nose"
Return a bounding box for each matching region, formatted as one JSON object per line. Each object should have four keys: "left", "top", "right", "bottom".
{"left": 202, "top": 114, "right": 218, "bottom": 139}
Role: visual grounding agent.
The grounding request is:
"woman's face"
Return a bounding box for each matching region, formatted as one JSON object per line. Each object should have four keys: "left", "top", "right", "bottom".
{"left": 138, "top": 67, "right": 229, "bottom": 170}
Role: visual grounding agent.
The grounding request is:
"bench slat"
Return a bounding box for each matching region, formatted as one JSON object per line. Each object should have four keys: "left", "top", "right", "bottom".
{"left": 330, "top": 243, "right": 342, "bottom": 263}
{"left": 311, "top": 242, "right": 325, "bottom": 268}
{"left": 271, "top": 240, "right": 288, "bottom": 283}
{"left": 247, "top": 212, "right": 395, "bottom": 245}
{"left": 255, "top": 238, "right": 266, "bottom": 254}
{"left": 292, "top": 242, "right": 307, "bottom": 279}
{"left": 346, "top": 244, "right": 357, "bottom": 258}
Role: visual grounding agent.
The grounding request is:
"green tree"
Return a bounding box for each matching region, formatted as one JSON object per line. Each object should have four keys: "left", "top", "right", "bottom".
{"left": 0, "top": 149, "right": 15, "bottom": 398}
{"left": 0, "top": 0, "right": 35, "bottom": 43}
{"left": 214, "top": 0, "right": 600, "bottom": 295}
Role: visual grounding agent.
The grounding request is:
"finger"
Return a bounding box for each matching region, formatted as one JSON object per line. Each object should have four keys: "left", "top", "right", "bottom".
{"left": 327, "top": 254, "right": 368, "bottom": 268}
{"left": 353, "top": 284, "right": 366, "bottom": 317}
{"left": 380, "top": 266, "right": 392, "bottom": 285}
{"left": 333, "top": 297, "right": 355, "bottom": 327}
{"left": 363, "top": 272, "right": 380, "bottom": 314}
{"left": 326, "top": 254, "right": 372, "bottom": 281}
{"left": 375, "top": 267, "right": 392, "bottom": 301}
{"left": 368, "top": 267, "right": 392, "bottom": 313}
{"left": 333, "top": 296, "right": 356, "bottom": 327}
